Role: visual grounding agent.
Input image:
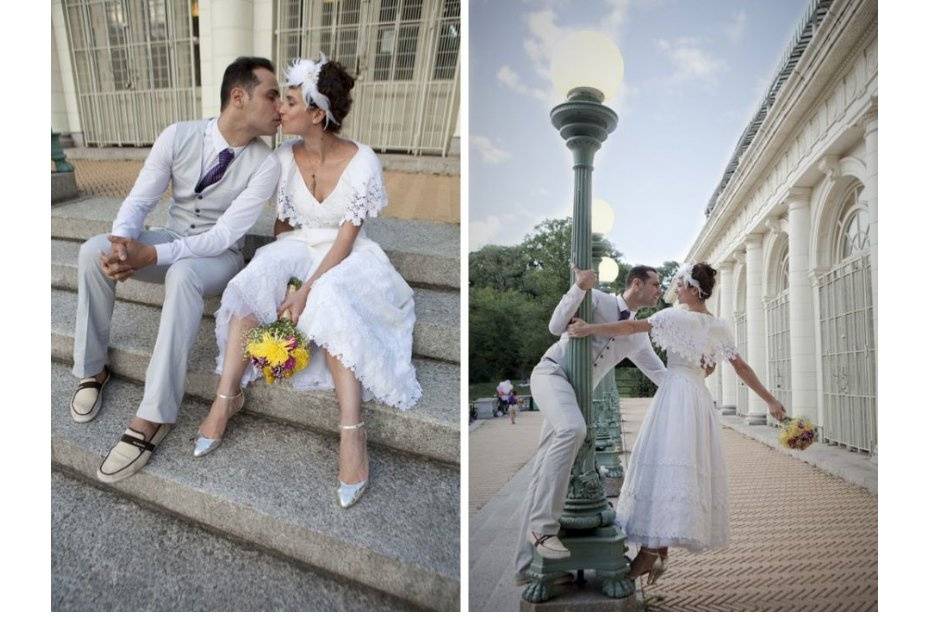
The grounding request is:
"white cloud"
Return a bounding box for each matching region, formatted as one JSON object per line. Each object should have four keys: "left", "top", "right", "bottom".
{"left": 657, "top": 37, "right": 727, "bottom": 82}
{"left": 471, "top": 135, "right": 513, "bottom": 164}
{"left": 724, "top": 10, "right": 747, "bottom": 44}
{"left": 496, "top": 65, "right": 548, "bottom": 102}
{"left": 469, "top": 213, "right": 521, "bottom": 250}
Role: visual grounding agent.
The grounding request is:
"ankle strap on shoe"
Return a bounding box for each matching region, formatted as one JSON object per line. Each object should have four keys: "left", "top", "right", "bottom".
{"left": 340, "top": 422, "right": 365, "bottom": 430}
{"left": 216, "top": 391, "right": 243, "bottom": 400}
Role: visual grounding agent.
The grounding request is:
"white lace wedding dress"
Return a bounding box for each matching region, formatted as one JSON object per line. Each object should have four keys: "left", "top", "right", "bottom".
{"left": 615, "top": 307, "right": 739, "bottom": 551}
{"left": 214, "top": 139, "right": 421, "bottom": 410}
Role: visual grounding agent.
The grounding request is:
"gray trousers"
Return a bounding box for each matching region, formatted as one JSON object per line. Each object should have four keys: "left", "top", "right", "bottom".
{"left": 513, "top": 360, "right": 587, "bottom": 576}
{"left": 72, "top": 230, "right": 243, "bottom": 424}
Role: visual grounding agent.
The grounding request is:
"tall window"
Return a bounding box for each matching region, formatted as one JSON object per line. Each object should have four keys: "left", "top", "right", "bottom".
{"left": 374, "top": 0, "right": 424, "bottom": 81}
{"left": 432, "top": 0, "right": 460, "bottom": 79}
{"left": 836, "top": 184, "right": 870, "bottom": 261}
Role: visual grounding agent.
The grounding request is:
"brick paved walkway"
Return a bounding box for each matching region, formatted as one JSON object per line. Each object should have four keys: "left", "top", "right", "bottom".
{"left": 469, "top": 398, "right": 878, "bottom": 611}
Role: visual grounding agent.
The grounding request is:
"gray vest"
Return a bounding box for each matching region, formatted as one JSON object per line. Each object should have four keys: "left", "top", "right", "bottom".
{"left": 165, "top": 119, "right": 272, "bottom": 250}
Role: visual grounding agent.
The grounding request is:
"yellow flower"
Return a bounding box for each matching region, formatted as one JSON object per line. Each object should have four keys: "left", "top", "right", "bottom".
{"left": 248, "top": 334, "right": 291, "bottom": 367}
{"left": 262, "top": 366, "right": 276, "bottom": 384}
{"left": 292, "top": 347, "right": 310, "bottom": 373}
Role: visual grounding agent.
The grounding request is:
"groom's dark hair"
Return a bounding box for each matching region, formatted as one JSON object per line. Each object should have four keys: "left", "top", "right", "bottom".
{"left": 626, "top": 265, "right": 658, "bottom": 288}
{"left": 220, "top": 57, "right": 276, "bottom": 110}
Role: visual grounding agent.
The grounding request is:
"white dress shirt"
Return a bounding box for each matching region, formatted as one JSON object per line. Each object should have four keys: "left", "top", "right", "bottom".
{"left": 541, "top": 284, "right": 667, "bottom": 389}
{"left": 111, "top": 118, "right": 280, "bottom": 265}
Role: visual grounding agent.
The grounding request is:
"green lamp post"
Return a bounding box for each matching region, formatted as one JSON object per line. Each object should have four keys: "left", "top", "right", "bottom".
{"left": 522, "top": 31, "right": 634, "bottom": 603}
{"left": 592, "top": 241, "right": 624, "bottom": 495}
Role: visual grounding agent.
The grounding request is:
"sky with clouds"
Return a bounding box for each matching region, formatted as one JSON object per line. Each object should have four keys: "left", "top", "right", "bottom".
{"left": 469, "top": 0, "right": 808, "bottom": 265}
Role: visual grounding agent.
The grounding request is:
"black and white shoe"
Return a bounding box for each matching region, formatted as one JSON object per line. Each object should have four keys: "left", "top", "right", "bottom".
{"left": 70, "top": 367, "right": 111, "bottom": 423}
{"left": 97, "top": 424, "right": 171, "bottom": 484}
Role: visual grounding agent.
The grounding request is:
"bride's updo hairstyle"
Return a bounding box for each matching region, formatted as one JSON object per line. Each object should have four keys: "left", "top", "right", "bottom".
{"left": 314, "top": 61, "right": 355, "bottom": 133}
{"left": 285, "top": 55, "right": 356, "bottom": 134}
{"left": 690, "top": 262, "right": 717, "bottom": 299}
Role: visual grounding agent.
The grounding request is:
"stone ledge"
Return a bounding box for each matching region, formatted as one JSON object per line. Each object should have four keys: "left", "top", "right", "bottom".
{"left": 50, "top": 362, "right": 459, "bottom": 610}
{"left": 52, "top": 171, "right": 78, "bottom": 203}
{"left": 65, "top": 147, "right": 460, "bottom": 175}
{"left": 51, "top": 288, "right": 460, "bottom": 464}
{"left": 52, "top": 470, "right": 413, "bottom": 611}
{"left": 520, "top": 583, "right": 644, "bottom": 612}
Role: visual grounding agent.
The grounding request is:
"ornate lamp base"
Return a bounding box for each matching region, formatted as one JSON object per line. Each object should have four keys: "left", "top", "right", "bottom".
{"left": 521, "top": 526, "right": 635, "bottom": 603}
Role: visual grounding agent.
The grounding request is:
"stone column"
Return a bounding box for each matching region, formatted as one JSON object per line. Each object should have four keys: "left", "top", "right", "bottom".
{"left": 717, "top": 260, "right": 737, "bottom": 415}
{"left": 51, "top": 0, "right": 82, "bottom": 143}
{"left": 744, "top": 233, "right": 767, "bottom": 425}
{"left": 201, "top": 0, "right": 255, "bottom": 118}
{"left": 786, "top": 188, "right": 817, "bottom": 421}
{"left": 253, "top": 0, "right": 275, "bottom": 60}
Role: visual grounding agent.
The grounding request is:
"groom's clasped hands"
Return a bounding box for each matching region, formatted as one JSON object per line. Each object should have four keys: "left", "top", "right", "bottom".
{"left": 99, "top": 235, "right": 157, "bottom": 282}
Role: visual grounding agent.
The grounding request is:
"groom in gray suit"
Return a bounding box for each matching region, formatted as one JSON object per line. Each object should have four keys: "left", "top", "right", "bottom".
{"left": 514, "top": 265, "right": 669, "bottom": 582}
{"left": 69, "top": 57, "right": 283, "bottom": 483}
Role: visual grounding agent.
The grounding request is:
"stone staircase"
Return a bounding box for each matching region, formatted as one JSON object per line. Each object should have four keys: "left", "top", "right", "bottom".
{"left": 50, "top": 196, "right": 460, "bottom": 611}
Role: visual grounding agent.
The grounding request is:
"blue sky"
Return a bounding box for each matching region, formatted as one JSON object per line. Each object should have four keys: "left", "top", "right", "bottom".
{"left": 469, "top": 0, "right": 808, "bottom": 265}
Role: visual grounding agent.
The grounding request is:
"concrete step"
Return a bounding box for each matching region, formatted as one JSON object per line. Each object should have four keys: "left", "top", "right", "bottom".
{"left": 51, "top": 196, "right": 460, "bottom": 289}
{"left": 51, "top": 288, "right": 459, "bottom": 465}
{"left": 51, "top": 362, "right": 459, "bottom": 610}
{"left": 50, "top": 238, "right": 459, "bottom": 365}
{"left": 52, "top": 469, "right": 413, "bottom": 611}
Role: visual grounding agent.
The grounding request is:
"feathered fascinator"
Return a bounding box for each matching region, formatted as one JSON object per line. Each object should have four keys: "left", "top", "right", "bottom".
{"left": 663, "top": 262, "right": 706, "bottom": 304}
{"left": 284, "top": 53, "right": 340, "bottom": 128}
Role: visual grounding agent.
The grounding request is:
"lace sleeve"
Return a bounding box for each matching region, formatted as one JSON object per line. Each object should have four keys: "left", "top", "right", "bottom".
{"left": 647, "top": 307, "right": 717, "bottom": 364}
{"left": 340, "top": 150, "right": 388, "bottom": 227}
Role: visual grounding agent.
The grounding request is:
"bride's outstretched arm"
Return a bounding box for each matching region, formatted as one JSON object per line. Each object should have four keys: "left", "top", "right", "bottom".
{"left": 729, "top": 356, "right": 787, "bottom": 420}
{"left": 277, "top": 221, "right": 361, "bottom": 318}
{"left": 567, "top": 318, "right": 651, "bottom": 338}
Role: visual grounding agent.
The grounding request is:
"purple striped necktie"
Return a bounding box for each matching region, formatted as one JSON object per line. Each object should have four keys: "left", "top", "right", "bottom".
{"left": 195, "top": 147, "right": 235, "bottom": 193}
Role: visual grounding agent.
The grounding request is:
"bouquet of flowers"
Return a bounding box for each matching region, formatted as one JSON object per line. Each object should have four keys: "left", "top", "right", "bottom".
{"left": 778, "top": 417, "right": 817, "bottom": 450}
{"left": 245, "top": 277, "right": 311, "bottom": 384}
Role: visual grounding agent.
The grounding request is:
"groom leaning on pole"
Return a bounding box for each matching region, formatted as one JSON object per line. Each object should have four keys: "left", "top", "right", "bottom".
{"left": 513, "top": 264, "right": 670, "bottom": 583}
{"left": 69, "top": 57, "right": 282, "bottom": 483}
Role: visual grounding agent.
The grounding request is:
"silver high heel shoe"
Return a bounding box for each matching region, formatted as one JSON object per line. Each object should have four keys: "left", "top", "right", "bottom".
{"left": 337, "top": 421, "right": 369, "bottom": 509}
{"left": 193, "top": 391, "right": 244, "bottom": 458}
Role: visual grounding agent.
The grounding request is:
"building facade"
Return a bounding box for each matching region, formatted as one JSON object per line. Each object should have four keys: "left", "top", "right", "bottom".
{"left": 51, "top": 0, "right": 460, "bottom": 156}
{"left": 687, "top": 0, "right": 877, "bottom": 457}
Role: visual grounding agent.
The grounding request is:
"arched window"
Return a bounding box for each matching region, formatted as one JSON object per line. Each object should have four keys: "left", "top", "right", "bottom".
{"left": 775, "top": 252, "right": 789, "bottom": 293}
{"left": 835, "top": 183, "right": 870, "bottom": 261}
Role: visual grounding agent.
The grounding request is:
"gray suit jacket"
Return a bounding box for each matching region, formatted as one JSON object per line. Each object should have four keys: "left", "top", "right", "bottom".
{"left": 539, "top": 284, "right": 667, "bottom": 389}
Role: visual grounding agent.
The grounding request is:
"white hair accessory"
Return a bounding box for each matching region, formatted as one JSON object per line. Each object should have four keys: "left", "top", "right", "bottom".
{"left": 664, "top": 262, "right": 705, "bottom": 304}
{"left": 678, "top": 263, "right": 705, "bottom": 295}
{"left": 284, "top": 54, "right": 340, "bottom": 128}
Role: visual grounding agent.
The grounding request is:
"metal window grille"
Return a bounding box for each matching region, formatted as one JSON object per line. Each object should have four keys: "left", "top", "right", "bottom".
{"left": 818, "top": 185, "right": 876, "bottom": 453}
{"left": 275, "top": 0, "right": 460, "bottom": 155}
{"left": 62, "top": 0, "right": 201, "bottom": 146}
{"left": 766, "top": 253, "right": 791, "bottom": 425}
{"left": 766, "top": 291, "right": 791, "bottom": 422}
{"left": 735, "top": 312, "right": 749, "bottom": 416}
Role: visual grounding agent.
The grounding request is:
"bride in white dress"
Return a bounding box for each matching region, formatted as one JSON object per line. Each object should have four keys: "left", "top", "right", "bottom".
{"left": 567, "top": 263, "right": 786, "bottom": 583}
{"left": 195, "top": 55, "right": 421, "bottom": 509}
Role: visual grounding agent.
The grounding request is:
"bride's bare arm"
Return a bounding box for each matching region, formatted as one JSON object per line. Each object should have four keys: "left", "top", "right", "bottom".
{"left": 277, "top": 222, "right": 361, "bottom": 318}
{"left": 567, "top": 318, "right": 651, "bottom": 338}
{"left": 729, "top": 355, "right": 787, "bottom": 420}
